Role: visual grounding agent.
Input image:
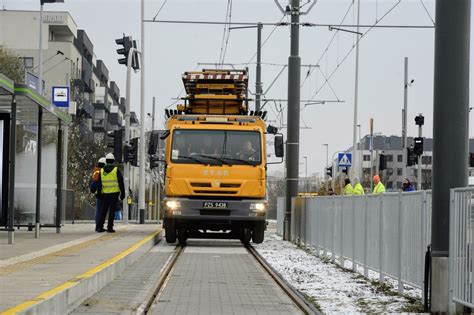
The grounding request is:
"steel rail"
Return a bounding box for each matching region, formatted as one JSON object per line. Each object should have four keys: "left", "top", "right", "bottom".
{"left": 139, "top": 244, "right": 185, "bottom": 314}
{"left": 247, "top": 244, "right": 321, "bottom": 314}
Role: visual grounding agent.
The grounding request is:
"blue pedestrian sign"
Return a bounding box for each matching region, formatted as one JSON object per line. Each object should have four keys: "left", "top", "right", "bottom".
{"left": 52, "top": 86, "right": 70, "bottom": 108}
{"left": 338, "top": 152, "right": 352, "bottom": 167}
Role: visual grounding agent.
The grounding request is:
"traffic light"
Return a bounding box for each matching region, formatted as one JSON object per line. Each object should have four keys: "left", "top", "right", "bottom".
{"left": 116, "top": 36, "right": 133, "bottom": 66}
{"left": 106, "top": 130, "right": 123, "bottom": 163}
{"left": 407, "top": 147, "right": 417, "bottom": 166}
{"left": 342, "top": 167, "right": 348, "bottom": 175}
{"left": 150, "top": 155, "right": 160, "bottom": 169}
{"left": 414, "top": 137, "right": 424, "bottom": 156}
{"left": 124, "top": 137, "right": 139, "bottom": 167}
{"left": 326, "top": 166, "right": 333, "bottom": 178}
{"left": 379, "top": 154, "right": 386, "bottom": 171}
{"left": 415, "top": 114, "right": 425, "bottom": 126}
{"left": 470, "top": 153, "right": 474, "bottom": 168}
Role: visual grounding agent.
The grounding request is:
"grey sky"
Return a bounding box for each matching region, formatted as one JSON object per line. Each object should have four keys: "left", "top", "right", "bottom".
{"left": 2, "top": 0, "right": 473, "bottom": 177}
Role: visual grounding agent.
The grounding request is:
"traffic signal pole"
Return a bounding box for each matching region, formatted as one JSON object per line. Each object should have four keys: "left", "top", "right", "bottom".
{"left": 417, "top": 122, "right": 422, "bottom": 190}
{"left": 123, "top": 47, "right": 140, "bottom": 224}
{"left": 431, "top": 1, "right": 470, "bottom": 312}
{"left": 139, "top": 0, "right": 146, "bottom": 224}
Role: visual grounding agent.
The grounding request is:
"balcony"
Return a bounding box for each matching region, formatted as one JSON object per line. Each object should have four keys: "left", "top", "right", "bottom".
{"left": 80, "top": 99, "right": 94, "bottom": 118}
{"left": 74, "top": 30, "right": 93, "bottom": 63}
{"left": 108, "top": 113, "right": 122, "bottom": 130}
{"left": 92, "top": 118, "right": 108, "bottom": 133}
{"left": 81, "top": 57, "right": 94, "bottom": 93}
{"left": 94, "top": 60, "right": 109, "bottom": 84}
{"left": 119, "top": 97, "right": 126, "bottom": 114}
{"left": 93, "top": 86, "right": 110, "bottom": 111}
{"left": 109, "top": 81, "right": 120, "bottom": 103}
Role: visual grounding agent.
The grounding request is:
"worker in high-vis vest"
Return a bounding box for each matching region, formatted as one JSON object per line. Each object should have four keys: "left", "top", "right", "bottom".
{"left": 353, "top": 177, "right": 365, "bottom": 195}
{"left": 97, "top": 153, "right": 125, "bottom": 233}
{"left": 343, "top": 178, "right": 354, "bottom": 196}
{"left": 373, "top": 175, "right": 386, "bottom": 194}
{"left": 91, "top": 157, "right": 106, "bottom": 225}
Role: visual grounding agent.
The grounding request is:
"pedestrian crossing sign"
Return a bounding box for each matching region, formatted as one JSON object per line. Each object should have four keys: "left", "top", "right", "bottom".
{"left": 338, "top": 153, "right": 352, "bottom": 167}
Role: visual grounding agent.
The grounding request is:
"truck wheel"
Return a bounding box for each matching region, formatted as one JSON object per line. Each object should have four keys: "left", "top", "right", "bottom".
{"left": 240, "top": 228, "right": 251, "bottom": 245}
{"left": 252, "top": 222, "right": 265, "bottom": 244}
{"left": 178, "top": 228, "right": 188, "bottom": 245}
{"left": 165, "top": 219, "right": 177, "bottom": 243}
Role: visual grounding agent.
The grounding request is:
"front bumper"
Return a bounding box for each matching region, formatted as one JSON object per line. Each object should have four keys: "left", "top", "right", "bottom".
{"left": 162, "top": 198, "right": 267, "bottom": 222}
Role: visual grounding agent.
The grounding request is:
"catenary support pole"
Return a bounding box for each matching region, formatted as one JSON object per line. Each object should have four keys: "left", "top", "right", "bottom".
{"left": 148, "top": 97, "right": 155, "bottom": 219}
{"left": 351, "top": 0, "right": 361, "bottom": 181}
{"left": 35, "top": 108, "right": 43, "bottom": 238}
{"left": 431, "top": 0, "right": 471, "bottom": 312}
{"left": 255, "top": 23, "right": 263, "bottom": 112}
{"left": 139, "top": 0, "right": 146, "bottom": 224}
{"left": 8, "top": 96, "right": 16, "bottom": 244}
{"left": 284, "top": 0, "right": 301, "bottom": 241}
{"left": 402, "top": 57, "right": 408, "bottom": 180}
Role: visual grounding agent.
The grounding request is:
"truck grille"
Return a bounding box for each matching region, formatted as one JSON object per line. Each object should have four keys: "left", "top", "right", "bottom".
{"left": 193, "top": 190, "right": 238, "bottom": 195}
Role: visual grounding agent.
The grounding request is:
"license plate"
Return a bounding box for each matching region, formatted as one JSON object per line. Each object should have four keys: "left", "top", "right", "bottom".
{"left": 202, "top": 202, "right": 228, "bottom": 209}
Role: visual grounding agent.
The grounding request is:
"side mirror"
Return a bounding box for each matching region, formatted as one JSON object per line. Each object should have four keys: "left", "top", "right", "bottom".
{"left": 274, "top": 135, "right": 284, "bottom": 158}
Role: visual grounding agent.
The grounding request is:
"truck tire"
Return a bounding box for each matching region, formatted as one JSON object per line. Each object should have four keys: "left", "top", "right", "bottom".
{"left": 240, "top": 228, "right": 251, "bottom": 245}
{"left": 178, "top": 228, "right": 188, "bottom": 245}
{"left": 165, "top": 219, "right": 177, "bottom": 243}
{"left": 252, "top": 222, "right": 265, "bottom": 244}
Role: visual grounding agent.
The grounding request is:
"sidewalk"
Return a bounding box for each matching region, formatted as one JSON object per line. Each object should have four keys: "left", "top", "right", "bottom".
{"left": 0, "top": 223, "right": 161, "bottom": 314}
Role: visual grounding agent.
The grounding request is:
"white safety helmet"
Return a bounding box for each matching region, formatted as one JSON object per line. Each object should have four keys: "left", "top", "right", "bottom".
{"left": 105, "top": 153, "right": 115, "bottom": 162}
{"left": 98, "top": 157, "right": 106, "bottom": 165}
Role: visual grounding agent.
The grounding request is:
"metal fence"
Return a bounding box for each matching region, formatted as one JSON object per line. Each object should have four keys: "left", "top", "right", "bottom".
{"left": 277, "top": 191, "right": 432, "bottom": 294}
{"left": 449, "top": 187, "right": 474, "bottom": 310}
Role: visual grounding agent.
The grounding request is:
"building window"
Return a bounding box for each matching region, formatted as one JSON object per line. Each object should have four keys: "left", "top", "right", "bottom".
{"left": 386, "top": 155, "right": 393, "bottom": 162}
{"left": 397, "top": 154, "right": 403, "bottom": 162}
{"left": 422, "top": 156, "right": 432, "bottom": 165}
{"left": 362, "top": 168, "right": 371, "bottom": 175}
{"left": 22, "top": 57, "right": 34, "bottom": 70}
{"left": 397, "top": 168, "right": 402, "bottom": 176}
{"left": 386, "top": 182, "right": 393, "bottom": 189}
{"left": 363, "top": 154, "right": 371, "bottom": 161}
{"left": 386, "top": 168, "right": 393, "bottom": 176}
{"left": 396, "top": 181, "right": 403, "bottom": 189}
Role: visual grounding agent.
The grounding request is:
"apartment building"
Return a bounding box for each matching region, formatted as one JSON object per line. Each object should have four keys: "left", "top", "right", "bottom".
{"left": 0, "top": 10, "right": 127, "bottom": 137}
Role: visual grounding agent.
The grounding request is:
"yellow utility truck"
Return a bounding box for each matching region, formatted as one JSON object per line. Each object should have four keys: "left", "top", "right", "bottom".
{"left": 158, "top": 69, "right": 283, "bottom": 244}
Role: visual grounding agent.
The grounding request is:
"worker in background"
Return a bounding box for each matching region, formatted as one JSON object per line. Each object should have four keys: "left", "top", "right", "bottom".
{"left": 90, "top": 157, "right": 106, "bottom": 226}
{"left": 97, "top": 153, "right": 125, "bottom": 233}
{"left": 343, "top": 178, "right": 354, "bottom": 195}
{"left": 373, "top": 175, "right": 386, "bottom": 194}
{"left": 402, "top": 178, "right": 415, "bottom": 192}
{"left": 353, "top": 177, "right": 365, "bottom": 195}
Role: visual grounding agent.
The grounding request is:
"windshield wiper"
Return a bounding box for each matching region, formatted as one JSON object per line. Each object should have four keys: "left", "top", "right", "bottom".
{"left": 177, "top": 155, "right": 208, "bottom": 165}
{"left": 195, "top": 154, "right": 231, "bottom": 166}
{"left": 219, "top": 157, "right": 256, "bottom": 165}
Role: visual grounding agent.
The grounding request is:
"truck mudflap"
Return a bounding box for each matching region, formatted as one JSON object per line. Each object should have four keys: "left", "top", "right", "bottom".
{"left": 162, "top": 197, "right": 267, "bottom": 222}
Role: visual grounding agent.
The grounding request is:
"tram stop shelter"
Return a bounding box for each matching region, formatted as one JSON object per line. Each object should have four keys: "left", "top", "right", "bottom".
{"left": 0, "top": 73, "right": 72, "bottom": 244}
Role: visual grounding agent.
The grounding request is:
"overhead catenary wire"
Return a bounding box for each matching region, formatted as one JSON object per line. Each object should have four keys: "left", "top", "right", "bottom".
{"left": 152, "top": 0, "right": 168, "bottom": 21}
{"left": 307, "top": 0, "right": 402, "bottom": 102}
{"left": 218, "top": 0, "right": 233, "bottom": 67}
{"left": 419, "top": 0, "right": 435, "bottom": 25}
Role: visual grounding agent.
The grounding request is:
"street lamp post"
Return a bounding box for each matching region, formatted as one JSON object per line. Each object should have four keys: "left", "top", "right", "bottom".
{"left": 303, "top": 156, "right": 308, "bottom": 193}
{"left": 38, "top": 0, "right": 64, "bottom": 94}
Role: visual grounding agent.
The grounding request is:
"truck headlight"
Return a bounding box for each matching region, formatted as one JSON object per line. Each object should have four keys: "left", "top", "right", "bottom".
{"left": 166, "top": 200, "right": 181, "bottom": 210}
{"left": 250, "top": 203, "right": 266, "bottom": 212}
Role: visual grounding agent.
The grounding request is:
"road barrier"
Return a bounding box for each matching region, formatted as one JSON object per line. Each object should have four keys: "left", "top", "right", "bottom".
{"left": 277, "top": 191, "right": 432, "bottom": 295}
{"left": 449, "top": 187, "right": 474, "bottom": 310}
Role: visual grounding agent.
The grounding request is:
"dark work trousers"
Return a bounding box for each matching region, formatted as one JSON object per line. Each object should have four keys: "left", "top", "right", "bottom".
{"left": 97, "top": 193, "right": 120, "bottom": 230}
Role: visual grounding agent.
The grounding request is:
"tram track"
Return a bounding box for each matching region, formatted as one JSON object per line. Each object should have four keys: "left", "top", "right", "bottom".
{"left": 141, "top": 240, "right": 320, "bottom": 315}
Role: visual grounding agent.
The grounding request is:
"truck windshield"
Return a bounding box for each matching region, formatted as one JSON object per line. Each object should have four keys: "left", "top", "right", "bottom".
{"left": 171, "top": 129, "right": 262, "bottom": 165}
